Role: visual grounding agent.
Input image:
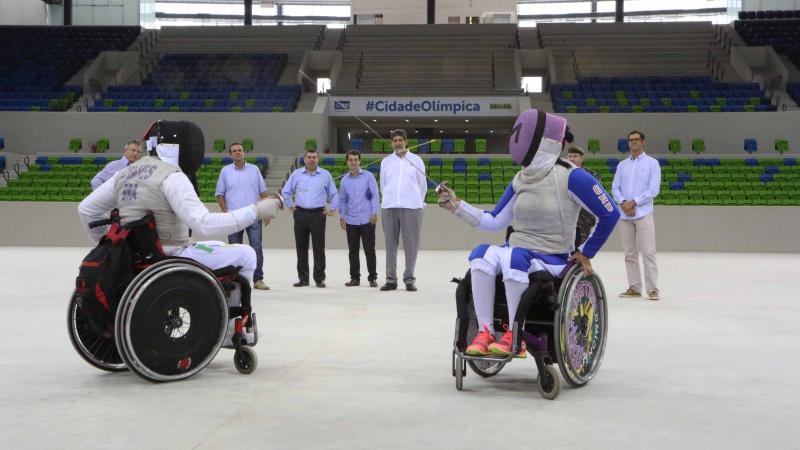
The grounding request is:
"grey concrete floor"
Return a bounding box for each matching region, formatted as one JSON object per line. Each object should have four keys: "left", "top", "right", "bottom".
{"left": 0, "top": 248, "right": 796, "bottom": 449}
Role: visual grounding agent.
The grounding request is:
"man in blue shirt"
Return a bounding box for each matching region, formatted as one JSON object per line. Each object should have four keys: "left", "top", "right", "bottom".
{"left": 216, "top": 142, "right": 270, "bottom": 290}
{"left": 339, "top": 150, "right": 379, "bottom": 287}
{"left": 282, "top": 149, "right": 339, "bottom": 288}
{"left": 611, "top": 130, "right": 661, "bottom": 301}
{"left": 90, "top": 140, "right": 141, "bottom": 189}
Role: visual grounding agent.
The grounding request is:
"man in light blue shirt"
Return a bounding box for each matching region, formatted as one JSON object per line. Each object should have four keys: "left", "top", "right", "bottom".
{"left": 611, "top": 130, "right": 661, "bottom": 300}
{"left": 282, "top": 149, "right": 339, "bottom": 288}
{"left": 216, "top": 142, "right": 270, "bottom": 290}
{"left": 339, "top": 150, "right": 379, "bottom": 287}
{"left": 90, "top": 140, "right": 141, "bottom": 189}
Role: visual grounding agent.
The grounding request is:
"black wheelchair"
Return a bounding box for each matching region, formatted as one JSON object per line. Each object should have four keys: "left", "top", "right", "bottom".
{"left": 452, "top": 264, "right": 608, "bottom": 399}
{"left": 67, "top": 210, "right": 259, "bottom": 382}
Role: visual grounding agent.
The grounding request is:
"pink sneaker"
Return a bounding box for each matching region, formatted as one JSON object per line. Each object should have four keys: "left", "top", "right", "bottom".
{"left": 465, "top": 325, "right": 495, "bottom": 356}
{"left": 488, "top": 325, "right": 527, "bottom": 358}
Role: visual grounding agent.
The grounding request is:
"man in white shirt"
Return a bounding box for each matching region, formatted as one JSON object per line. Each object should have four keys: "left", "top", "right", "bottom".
{"left": 90, "top": 140, "right": 142, "bottom": 190}
{"left": 611, "top": 130, "right": 661, "bottom": 300}
{"left": 379, "top": 129, "right": 427, "bottom": 291}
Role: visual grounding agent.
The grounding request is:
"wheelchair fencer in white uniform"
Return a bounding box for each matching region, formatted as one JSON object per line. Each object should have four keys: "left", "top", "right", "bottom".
{"left": 69, "top": 120, "right": 284, "bottom": 382}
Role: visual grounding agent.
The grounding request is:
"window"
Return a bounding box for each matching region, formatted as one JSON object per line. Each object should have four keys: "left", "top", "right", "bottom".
{"left": 317, "top": 77, "right": 331, "bottom": 94}
{"left": 521, "top": 76, "right": 543, "bottom": 93}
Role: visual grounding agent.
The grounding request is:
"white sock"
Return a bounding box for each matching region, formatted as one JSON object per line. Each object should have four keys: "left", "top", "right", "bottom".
{"left": 471, "top": 270, "right": 497, "bottom": 335}
{"left": 504, "top": 279, "right": 529, "bottom": 333}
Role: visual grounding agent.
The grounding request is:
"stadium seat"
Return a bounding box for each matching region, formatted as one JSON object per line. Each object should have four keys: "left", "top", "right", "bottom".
{"left": 242, "top": 138, "right": 254, "bottom": 152}
{"left": 96, "top": 138, "right": 110, "bottom": 153}
{"left": 587, "top": 139, "right": 601, "bottom": 154}
{"left": 69, "top": 138, "right": 82, "bottom": 153}
{"left": 213, "top": 139, "right": 226, "bottom": 153}
{"left": 775, "top": 139, "right": 790, "bottom": 154}
{"left": 744, "top": 138, "right": 758, "bottom": 154}
{"left": 668, "top": 139, "right": 682, "bottom": 154}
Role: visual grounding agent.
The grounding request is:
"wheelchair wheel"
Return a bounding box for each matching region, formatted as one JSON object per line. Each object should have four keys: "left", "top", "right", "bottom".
{"left": 67, "top": 294, "right": 127, "bottom": 372}
{"left": 234, "top": 347, "right": 257, "bottom": 374}
{"left": 554, "top": 264, "right": 608, "bottom": 388}
{"left": 537, "top": 365, "right": 561, "bottom": 400}
{"left": 115, "top": 260, "right": 228, "bottom": 382}
{"left": 467, "top": 360, "right": 505, "bottom": 378}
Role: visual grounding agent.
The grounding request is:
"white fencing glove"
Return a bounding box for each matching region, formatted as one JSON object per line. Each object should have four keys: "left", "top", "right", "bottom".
{"left": 256, "top": 193, "right": 284, "bottom": 221}
{"left": 436, "top": 182, "right": 459, "bottom": 212}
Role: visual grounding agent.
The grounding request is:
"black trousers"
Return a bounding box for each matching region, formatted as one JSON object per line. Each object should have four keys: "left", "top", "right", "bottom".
{"left": 294, "top": 208, "right": 326, "bottom": 283}
{"left": 346, "top": 223, "right": 377, "bottom": 282}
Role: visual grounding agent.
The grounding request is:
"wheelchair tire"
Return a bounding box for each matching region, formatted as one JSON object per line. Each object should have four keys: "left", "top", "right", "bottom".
{"left": 467, "top": 360, "right": 505, "bottom": 378}
{"left": 554, "top": 264, "right": 609, "bottom": 388}
{"left": 234, "top": 347, "right": 257, "bottom": 374}
{"left": 67, "top": 293, "right": 127, "bottom": 372}
{"left": 115, "top": 260, "right": 228, "bottom": 383}
{"left": 537, "top": 365, "right": 560, "bottom": 400}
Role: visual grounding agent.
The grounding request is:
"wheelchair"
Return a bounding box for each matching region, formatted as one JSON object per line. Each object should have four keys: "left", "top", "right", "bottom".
{"left": 67, "top": 210, "right": 259, "bottom": 382}
{"left": 451, "top": 263, "right": 608, "bottom": 399}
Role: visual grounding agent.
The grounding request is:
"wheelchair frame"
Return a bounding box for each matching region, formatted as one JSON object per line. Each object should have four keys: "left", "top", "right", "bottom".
{"left": 451, "top": 263, "right": 608, "bottom": 399}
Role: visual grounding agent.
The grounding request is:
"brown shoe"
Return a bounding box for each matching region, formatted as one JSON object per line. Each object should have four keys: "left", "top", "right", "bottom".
{"left": 253, "top": 280, "right": 270, "bottom": 290}
{"left": 619, "top": 288, "right": 641, "bottom": 298}
{"left": 648, "top": 290, "right": 660, "bottom": 301}
{"left": 345, "top": 279, "right": 360, "bottom": 287}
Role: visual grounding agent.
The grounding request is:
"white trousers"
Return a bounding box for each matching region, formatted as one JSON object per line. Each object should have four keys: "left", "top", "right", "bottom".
{"left": 167, "top": 241, "right": 257, "bottom": 282}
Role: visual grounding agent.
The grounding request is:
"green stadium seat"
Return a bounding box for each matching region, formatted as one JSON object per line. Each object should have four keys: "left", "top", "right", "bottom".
{"left": 691, "top": 139, "right": 705, "bottom": 154}
{"left": 775, "top": 139, "right": 790, "bottom": 154}
{"left": 213, "top": 139, "right": 226, "bottom": 153}
{"left": 668, "top": 139, "right": 682, "bottom": 154}
{"left": 69, "top": 138, "right": 82, "bottom": 153}
{"left": 242, "top": 138, "right": 254, "bottom": 152}
{"left": 587, "top": 139, "right": 601, "bottom": 154}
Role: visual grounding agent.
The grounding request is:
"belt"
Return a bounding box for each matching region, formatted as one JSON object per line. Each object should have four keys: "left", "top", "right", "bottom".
{"left": 295, "top": 206, "right": 325, "bottom": 213}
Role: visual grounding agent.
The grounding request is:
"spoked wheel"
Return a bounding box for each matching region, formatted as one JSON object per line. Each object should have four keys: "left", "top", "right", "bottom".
{"left": 234, "top": 347, "right": 257, "bottom": 374}
{"left": 537, "top": 365, "right": 561, "bottom": 400}
{"left": 467, "top": 359, "right": 505, "bottom": 378}
{"left": 67, "top": 293, "right": 127, "bottom": 372}
{"left": 115, "top": 260, "right": 228, "bottom": 382}
{"left": 554, "top": 265, "right": 609, "bottom": 388}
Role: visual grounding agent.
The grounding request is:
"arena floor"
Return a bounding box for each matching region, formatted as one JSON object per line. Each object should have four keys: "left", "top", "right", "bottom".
{"left": 0, "top": 248, "right": 796, "bottom": 449}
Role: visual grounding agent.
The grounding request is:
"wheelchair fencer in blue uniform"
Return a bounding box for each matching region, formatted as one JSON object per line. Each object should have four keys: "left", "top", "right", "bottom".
{"left": 438, "top": 109, "right": 620, "bottom": 398}
{"left": 68, "top": 120, "right": 284, "bottom": 382}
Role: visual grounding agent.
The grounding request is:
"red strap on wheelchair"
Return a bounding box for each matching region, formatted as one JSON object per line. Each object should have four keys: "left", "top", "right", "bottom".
{"left": 106, "top": 223, "right": 131, "bottom": 246}
{"left": 94, "top": 284, "right": 110, "bottom": 311}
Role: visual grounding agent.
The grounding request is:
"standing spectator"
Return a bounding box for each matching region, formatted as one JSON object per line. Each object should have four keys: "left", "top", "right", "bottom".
{"left": 216, "top": 142, "right": 270, "bottom": 290}
{"left": 379, "top": 129, "right": 427, "bottom": 292}
{"left": 282, "top": 149, "right": 339, "bottom": 288}
{"left": 339, "top": 150, "right": 379, "bottom": 288}
{"left": 567, "top": 145, "right": 601, "bottom": 248}
{"left": 611, "top": 130, "right": 661, "bottom": 300}
{"left": 91, "top": 140, "right": 141, "bottom": 189}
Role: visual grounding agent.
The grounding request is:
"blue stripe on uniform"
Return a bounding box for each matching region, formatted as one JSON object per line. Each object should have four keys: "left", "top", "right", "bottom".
{"left": 509, "top": 248, "right": 569, "bottom": 271}
{"left": 485, "top": 182, "right": 515, "bottom": 217}
{"left": 468, "top": 244, "right": 491, "bottom": 261}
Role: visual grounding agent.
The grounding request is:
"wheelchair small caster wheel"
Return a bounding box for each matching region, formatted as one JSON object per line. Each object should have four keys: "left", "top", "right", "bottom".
{"left": 537, "top": 365, "right": 560, "bottom": 400}
{"left": 234, "top": 347, "right": 257, "bottom": 374}
{"left": 455, "top": 357, "right": 465, "bottom": 391}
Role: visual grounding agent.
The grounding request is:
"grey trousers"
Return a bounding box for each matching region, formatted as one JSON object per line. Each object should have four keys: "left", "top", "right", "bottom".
{"left": 382, "top": 208, "right": 423, "bottom": 285}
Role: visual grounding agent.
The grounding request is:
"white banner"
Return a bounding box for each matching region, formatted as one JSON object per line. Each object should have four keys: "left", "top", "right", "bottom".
{"left": 328, "top": 96, "right": 520, "bottom": 117}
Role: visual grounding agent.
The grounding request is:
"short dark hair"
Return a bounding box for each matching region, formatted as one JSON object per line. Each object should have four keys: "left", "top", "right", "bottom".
{"left": 229, "top": 142, "right": 243, "bottom": 151}
{"left": 567, "top": 146, "right": 584, "bottom": 156}
{"left": 305, "top": 148, "right": 318, "bottom": 155}
{"left": 345, "top": 150, "right": 361, "bottom": 161}
{"left": 390, "top": 129, "right": 407, "bottom": 140}
{"left": 628, "top": 130, "right": 645, "bottom": 140}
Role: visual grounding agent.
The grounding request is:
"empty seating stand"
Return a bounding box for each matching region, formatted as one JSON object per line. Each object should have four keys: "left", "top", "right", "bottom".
{"left": 90, "top": 53, "right": 300, "bottom": 112}
{"left": 552, "top": 76, "right": 774, "bottom": 113}
{"left": 0, "top": 26, "right": 139, "bottom": 111}
{"left": 0, "top": 155, "right": 270, "bottom": 202}
{"left": 735, "top": 15, "right": 800, "bottom": 68}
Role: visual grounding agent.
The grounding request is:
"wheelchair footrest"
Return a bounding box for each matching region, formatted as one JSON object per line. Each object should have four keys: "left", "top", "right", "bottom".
{"left": 452, "top": 346, "right": 514, "bottom": 364}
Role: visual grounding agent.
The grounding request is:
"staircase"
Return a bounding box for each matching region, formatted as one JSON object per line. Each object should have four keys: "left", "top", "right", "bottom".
{"left": 266, "top": 154, "right": 297, "bottom": 194}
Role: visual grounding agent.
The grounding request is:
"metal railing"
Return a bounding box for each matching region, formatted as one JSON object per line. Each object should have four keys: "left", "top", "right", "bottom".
{"left": 355, "top": 52, "right": 365, "bottom": 89}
